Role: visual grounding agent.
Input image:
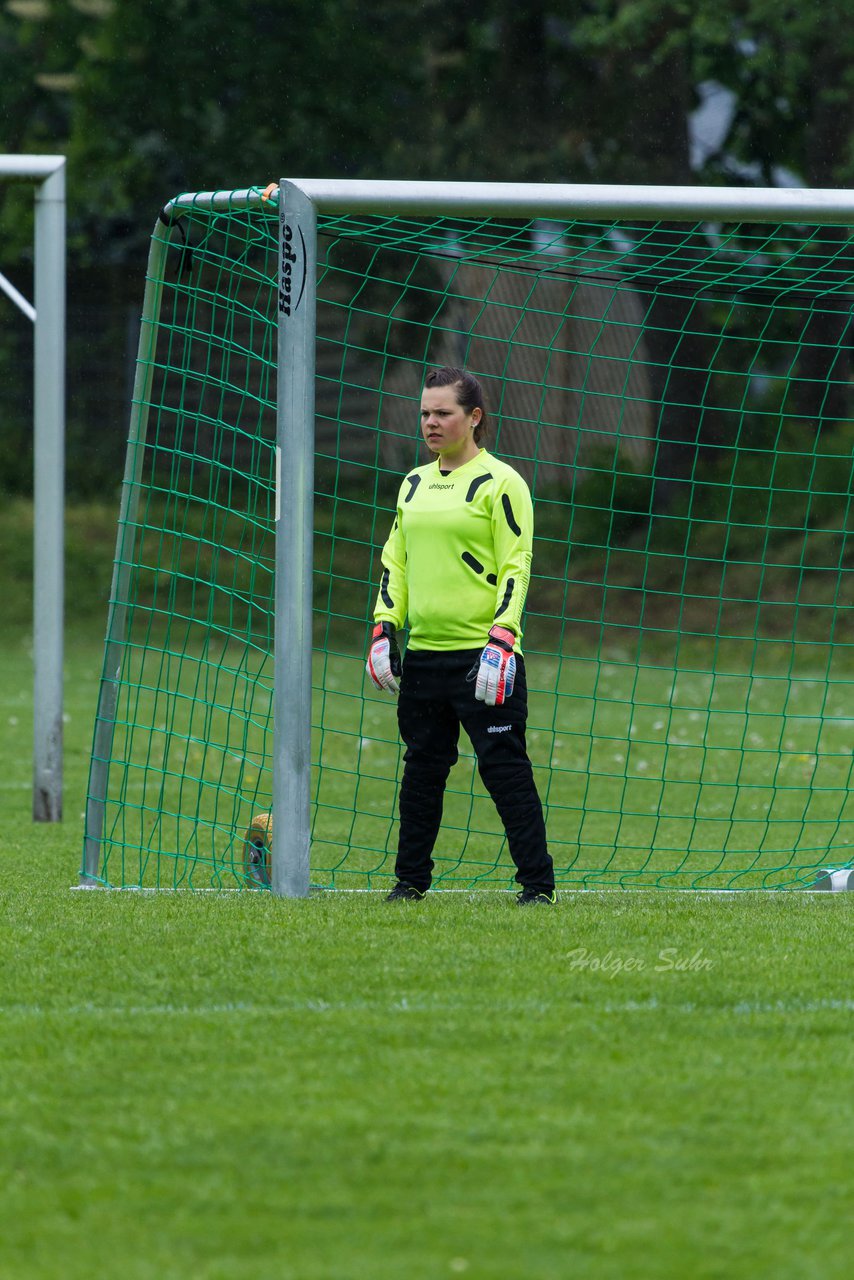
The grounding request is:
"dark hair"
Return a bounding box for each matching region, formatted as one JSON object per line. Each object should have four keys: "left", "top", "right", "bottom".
{"left": 424, "top": 366, "right": 489, "bottom": 444}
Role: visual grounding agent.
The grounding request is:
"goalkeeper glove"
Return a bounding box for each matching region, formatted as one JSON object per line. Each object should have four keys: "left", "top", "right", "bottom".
{"left": 473, "top": 625, "right": 516, "bottom": 706}
{"left": 366, "top": 621, "right": 401, "bottom": 695}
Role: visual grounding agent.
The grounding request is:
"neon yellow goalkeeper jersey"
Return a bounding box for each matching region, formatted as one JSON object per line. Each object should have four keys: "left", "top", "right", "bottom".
{"left": 373, "top": 449, "right": 534, "bottom": 652}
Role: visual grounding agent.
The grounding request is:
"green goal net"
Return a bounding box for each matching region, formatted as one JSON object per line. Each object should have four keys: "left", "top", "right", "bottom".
{"left": 83, "top": 186, "right": 854, "bottom": 891}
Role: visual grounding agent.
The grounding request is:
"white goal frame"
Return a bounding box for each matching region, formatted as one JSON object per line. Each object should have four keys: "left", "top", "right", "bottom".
{"left": 0, "top": 155, "right": 66, "bottom": 821}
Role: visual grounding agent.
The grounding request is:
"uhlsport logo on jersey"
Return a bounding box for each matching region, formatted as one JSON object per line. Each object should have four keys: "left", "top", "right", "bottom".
{"left": 487, "top": 724, "right": 512, "bottom": 734}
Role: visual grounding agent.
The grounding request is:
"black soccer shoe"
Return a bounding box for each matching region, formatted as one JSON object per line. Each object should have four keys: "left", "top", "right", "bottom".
{"left": 516, "top": 887, "right": 557, "bottom": 906}
{"left": 384, "top": 881, "right": 427, "bottom": 902}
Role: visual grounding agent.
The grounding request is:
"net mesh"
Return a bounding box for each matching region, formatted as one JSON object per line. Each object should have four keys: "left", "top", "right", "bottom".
{"left": 84, "top": 190, "right": 854, "bottom": 890}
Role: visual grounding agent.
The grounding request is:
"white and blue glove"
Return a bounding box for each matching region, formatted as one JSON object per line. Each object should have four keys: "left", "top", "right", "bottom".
{"left": 366, "top": 622, "right": 401, "bottom": 695}
{"left": 473, "top": 625, "right": 516, "bottom": 706}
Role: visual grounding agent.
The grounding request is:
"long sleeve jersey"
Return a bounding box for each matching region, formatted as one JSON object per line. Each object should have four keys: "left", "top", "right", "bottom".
{"left": 373, "top": 449, "right": 534, "bottom": 652}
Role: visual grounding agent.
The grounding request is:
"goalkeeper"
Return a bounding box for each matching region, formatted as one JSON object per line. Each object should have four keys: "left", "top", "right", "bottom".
{"left": 366, "top": 366, "right": 556, "bottom": 906}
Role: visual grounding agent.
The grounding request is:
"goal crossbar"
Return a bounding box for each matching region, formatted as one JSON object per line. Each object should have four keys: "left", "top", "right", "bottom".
{"left": 161, "top": 179, "right": 854, "bottom": 223}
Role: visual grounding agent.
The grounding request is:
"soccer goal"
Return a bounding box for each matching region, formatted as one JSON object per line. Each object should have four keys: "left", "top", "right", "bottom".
{"left": 82, "top": 179, "right": 854, "bottom": 895}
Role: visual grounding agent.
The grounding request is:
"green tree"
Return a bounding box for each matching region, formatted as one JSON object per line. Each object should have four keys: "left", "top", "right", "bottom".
{"left": 1, "top": 0, "right": 850, "bottom": 496}
{"left": 65, "top": 0, "right": 431, "bottom": 261}
{"left": 694, "top": 0, "right": 854, "bottom": 428}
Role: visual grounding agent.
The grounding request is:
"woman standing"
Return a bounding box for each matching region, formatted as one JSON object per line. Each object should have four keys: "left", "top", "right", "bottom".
{"left": 366, "top": 366, "right": 556, "bottom": 905}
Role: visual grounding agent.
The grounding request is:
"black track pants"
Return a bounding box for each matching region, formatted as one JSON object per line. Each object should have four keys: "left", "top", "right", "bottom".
{"left": 395, "top": 649, "right": 555, "bottom": 893}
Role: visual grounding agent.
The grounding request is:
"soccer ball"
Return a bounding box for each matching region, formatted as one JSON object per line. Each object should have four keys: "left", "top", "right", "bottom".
{"left": 243, "top": 811, "right": 273, "bottom": 889}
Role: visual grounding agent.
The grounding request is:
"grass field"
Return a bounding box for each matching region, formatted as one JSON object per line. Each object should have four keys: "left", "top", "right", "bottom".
{"left": 1, "top": 505, "right": 853, "bottom": 1278}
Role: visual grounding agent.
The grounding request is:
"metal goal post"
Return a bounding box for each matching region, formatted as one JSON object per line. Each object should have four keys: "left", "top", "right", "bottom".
{"left": 0, "top": 155, "right": 66, "bottom": 822}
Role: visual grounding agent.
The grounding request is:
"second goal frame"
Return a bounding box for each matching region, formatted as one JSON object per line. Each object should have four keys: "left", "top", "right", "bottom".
{"left": 0, "top": 154, "right": 66, "bottom": 823}
{"left": 274, "top": 177, "right": 854, "bottom": 899}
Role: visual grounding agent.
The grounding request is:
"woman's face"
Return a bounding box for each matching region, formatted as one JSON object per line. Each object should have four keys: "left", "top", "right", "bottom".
{"left": 420, "top": 384, "right": 481, "bottom": 461}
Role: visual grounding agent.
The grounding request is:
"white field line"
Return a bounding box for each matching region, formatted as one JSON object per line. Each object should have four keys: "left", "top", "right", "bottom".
{"left": 69, "top": 885, "right": 849, "bottom": 895}
{"left": 1, "top": 996, "right": 852, "bottom": 1019}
